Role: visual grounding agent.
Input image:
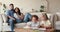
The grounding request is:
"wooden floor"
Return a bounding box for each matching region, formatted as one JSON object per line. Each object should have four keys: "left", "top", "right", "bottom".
{"left": 15, "top": 28, "right": 34, "bottom": 32}
{"left": 2, "top": 29, "right": 60, "bottom": 32}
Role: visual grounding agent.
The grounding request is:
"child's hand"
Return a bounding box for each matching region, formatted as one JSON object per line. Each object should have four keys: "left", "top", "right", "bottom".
{"left": 40, "top": 24, "right": 45, "bottom": 28}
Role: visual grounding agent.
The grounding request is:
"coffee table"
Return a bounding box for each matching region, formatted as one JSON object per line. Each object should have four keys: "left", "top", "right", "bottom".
{"left": 15, "top": 28, "right": 45, "bottom": 32}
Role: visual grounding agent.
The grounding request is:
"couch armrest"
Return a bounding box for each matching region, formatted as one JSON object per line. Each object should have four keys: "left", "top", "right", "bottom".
{"left": 0, "top": 14, "right": 3, "bottom": 31}
{"left": 2, "top": 14, "right": 8, "bottom": 23}
{"left": 55, "top": 21, "right": 60, "bottom": 30}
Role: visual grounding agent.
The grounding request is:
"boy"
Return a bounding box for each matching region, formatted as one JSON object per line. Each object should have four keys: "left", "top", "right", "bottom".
{"left": 26, "top": 15, "right": 40, "bottom": 28}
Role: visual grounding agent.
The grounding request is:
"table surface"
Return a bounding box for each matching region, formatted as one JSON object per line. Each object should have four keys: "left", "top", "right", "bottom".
{"left": 15, "top": 28, "right": 45, "bottom": 32}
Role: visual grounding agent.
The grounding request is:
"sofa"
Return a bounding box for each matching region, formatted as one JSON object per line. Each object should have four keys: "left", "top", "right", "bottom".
{"left": 50, "top": 12, "right": 60, "bottom": 30}
{"left": 0, "top": 12, "right": 55, "bottom": 31}
{"left": 55, "top": 13, "right": 60, "bottom": 30}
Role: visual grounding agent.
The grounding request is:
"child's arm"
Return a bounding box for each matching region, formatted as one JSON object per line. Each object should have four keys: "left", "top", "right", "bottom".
{"left": 26, "top": 22, "right": 31, "bottom": 27}
{"left": 45, "top": 24, "right": 52, "bottom": 29}
{"left": 45, "top": 21, "right": 52, "bottom": 29}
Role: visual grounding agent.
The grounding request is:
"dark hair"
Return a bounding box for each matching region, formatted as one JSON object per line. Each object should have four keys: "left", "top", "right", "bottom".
{"left": 31, "top": 15, "right": 38, "bottom": 20}
{"left": 9, "top": 4, "right": 14, "bottom": 10}
{"left": 9, "top": 4, "right": 14, "bottom": 6}
{"left": 15, "top": 7, "right": 21, "bottom": 15}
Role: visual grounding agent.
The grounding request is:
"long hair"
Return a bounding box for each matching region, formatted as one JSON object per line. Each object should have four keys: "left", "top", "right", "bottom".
{"left": 42, "top": 13, "right": 49, "bottom": 20}
{"left": 14, "top": 7, "right": 21, "bottom": 15}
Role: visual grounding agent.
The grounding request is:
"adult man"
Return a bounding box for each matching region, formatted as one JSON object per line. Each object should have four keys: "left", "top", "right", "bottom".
{"left": 5, "top": 4, "right": 15, "bottom": 32}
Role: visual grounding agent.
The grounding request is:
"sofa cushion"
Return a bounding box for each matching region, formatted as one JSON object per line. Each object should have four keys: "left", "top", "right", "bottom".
{"left": 56, "top": 13, "right": 60, "bottom": 21}
{"left": 2, "top": 14, "right": 8, "bottom": 23}
{"left": 30, "top": 12, "right": 52, "bottom": 21}
{"left": 55, "top": 21, "right": 60, "bottom": 30}
{"left": 15, "top": 23, "right": 27, "bottom": 28}
{"left": 0, "top": 14, "right": 3, "bottom": 31}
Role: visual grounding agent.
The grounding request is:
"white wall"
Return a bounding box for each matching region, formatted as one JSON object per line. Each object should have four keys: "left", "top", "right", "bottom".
{"left": 47, "top": 0, "right": 60, "bottom": 13}
{"left": 0, "top": 0, "right": 60, "bottom": 14}
{"left": 0, "top": 0, "right": 47, "bottom": 13}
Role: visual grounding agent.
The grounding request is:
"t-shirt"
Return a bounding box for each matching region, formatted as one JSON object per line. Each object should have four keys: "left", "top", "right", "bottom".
{"left": 27, "top": 21, "right": 40, "bottom": 28}
{"left": 5, "top": 9, "right": 14, "bottom": 18}
{"left": 14, "top": 13, "right": 19, "bottom": 19}
{"left": 40, "top": 20, "right": 51, "bottom": 27}
{"left": 14, "top": 13, "right": 24, "bottom": 20}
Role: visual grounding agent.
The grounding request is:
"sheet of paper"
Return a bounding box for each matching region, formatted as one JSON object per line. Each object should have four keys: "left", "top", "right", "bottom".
{"left": 38, "top": 28, "right": 46, "bottom": 30}
{"left": 23, "top": 26, "right": 31, "bottom": 28}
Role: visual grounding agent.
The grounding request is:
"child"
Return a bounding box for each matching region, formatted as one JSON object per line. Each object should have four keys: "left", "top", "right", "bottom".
{"left": 40, "top": 13, "right": 53, "bottom": 32}
{"left": 26, "top": 15, "right": 40, "bottom": 28}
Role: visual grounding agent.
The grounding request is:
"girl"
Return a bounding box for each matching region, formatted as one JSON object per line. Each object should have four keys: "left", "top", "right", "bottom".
{"left": 40, "top": 13, "right": 53, "bottom": 32}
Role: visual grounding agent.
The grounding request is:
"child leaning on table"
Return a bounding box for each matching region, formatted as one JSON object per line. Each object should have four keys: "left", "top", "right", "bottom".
{"left": 26, "top": 15, "right": 40, "bottom": 28}
{"left": 40, "top": 13, "right": 54, "bottom": 32}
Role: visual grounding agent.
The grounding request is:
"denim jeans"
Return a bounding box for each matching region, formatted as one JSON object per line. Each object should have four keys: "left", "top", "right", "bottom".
{"left": 16, "top": 19, "right": 22, "bottom": 23}
{"left": 9, "top": 19, "right": 14, "bottom": 32}
{"left": 23, "top": 13, "right": 32, "bottom": 23}
{"left": 9, "top": 18, "right": 22, "bottom": 32}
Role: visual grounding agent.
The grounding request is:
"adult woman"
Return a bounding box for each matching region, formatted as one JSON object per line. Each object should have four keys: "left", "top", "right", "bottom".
{"left": 14, "top": 7, "right": 32, "bottom": 23}
{"left": 14, "top": 7, "right": 24, "bottom": 23}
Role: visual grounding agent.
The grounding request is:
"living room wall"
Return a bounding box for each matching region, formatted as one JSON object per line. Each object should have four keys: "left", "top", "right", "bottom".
{"left": 0, "top": 0, "right": 47, "bottom": 13}
{"left": 47, "top": 0, "right": 60, "bottom": 13}
{"left": 0, "top": 0, "right": 60, "bottom": 14}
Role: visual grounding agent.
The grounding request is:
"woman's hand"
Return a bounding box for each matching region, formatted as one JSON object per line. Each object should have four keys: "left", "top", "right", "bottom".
{"left": 19, "top": 13, "right": 24, "bottom": 20}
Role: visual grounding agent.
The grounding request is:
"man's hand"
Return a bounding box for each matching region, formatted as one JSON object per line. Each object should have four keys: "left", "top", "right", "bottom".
{"left": 11, "top": 18, "right": 15, "bottom": 20}
{"left": 8, "top": 16, "right": 15, "bottom": 20}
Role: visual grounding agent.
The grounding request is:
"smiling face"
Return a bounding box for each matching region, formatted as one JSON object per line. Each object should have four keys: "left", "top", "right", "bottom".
{"left": 9, "top": 4, "right": 14, "bottom": 10}
{"left": 41, "top": 14, "right": 48, "bottom": 21}
{"left": 15, "top": 8, "right": 19, "bottom": 12}
{"left": 41, "top": 15, "right": 46, "bottom": 20}
{"left": 32, "top": 17, "right": 37, "bottom": 22}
